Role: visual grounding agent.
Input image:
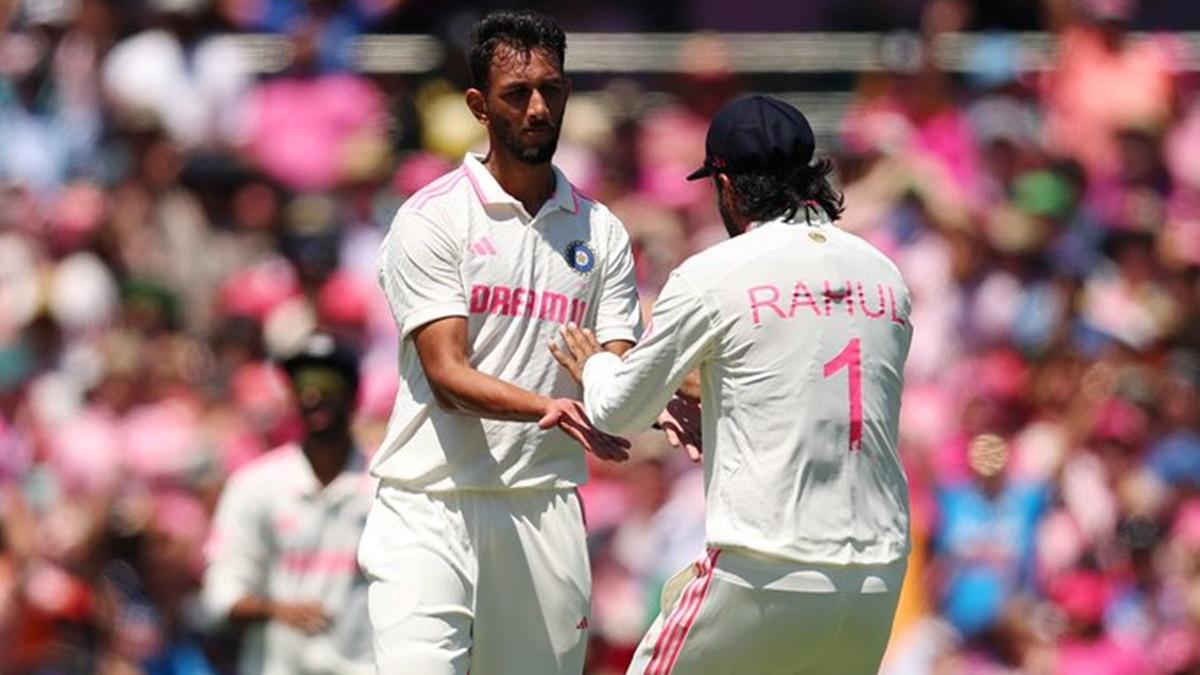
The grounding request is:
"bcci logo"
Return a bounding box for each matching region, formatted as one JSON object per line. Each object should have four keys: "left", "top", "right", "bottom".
{"left": 564, "top": 240, "right": 595, "bottom": 274}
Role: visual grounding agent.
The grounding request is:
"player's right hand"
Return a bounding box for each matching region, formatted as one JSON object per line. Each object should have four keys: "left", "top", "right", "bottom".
{"left": 658, "top": 395, "right": 702, "bottom": 463}
{"left": 272, "top": 601, "right": 332, "bottom": 634}
{"left": 539, "top": 398, "right": 631, "bottom": 462}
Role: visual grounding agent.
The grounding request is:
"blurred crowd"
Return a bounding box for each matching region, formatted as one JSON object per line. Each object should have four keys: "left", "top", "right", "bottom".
{"left": 1, "top": 0, "right": 1199, "bottom": 673}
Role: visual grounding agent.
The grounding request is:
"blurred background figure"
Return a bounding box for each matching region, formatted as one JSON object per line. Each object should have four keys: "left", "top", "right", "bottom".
{"left": 203, "top": 334, "right": 372, "bottom": 675}
{"left": 1, "top": 0, "right": 1199, "bottom": 672}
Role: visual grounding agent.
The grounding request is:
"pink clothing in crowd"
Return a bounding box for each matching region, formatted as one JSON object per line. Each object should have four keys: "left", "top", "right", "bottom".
{"left": 243, "top": 74, "right": 388, "bottom": 191}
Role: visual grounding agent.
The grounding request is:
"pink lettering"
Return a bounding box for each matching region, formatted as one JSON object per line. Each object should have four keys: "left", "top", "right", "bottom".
{"left": 469, "top": 285, "right": 491, "bottom": 313}
{"left": 570, "top": 298, "right": 587, "bottom": 324}
{"left": 540, "top": 292, "right": 569, "bottom": 323}
{"left": 748, "top": 285, "right": 785, "bottom": 327}
{"left": 888, "top": 286, "right": 907, "bottom": 326}
{"left": 523, "top": 289, "right": 537, "bottom": 317}
{"left": 464, "top": 284, "right": 591, "bottom": 326}
{"left": 858, "top": 282, "right": 886, "bottom": 319}
{"left": 489, "top": 286, "right": 512, "bottom": 315}
{"left": 823, "top": 281, "right": 854, "bottom": 316}
{"left": 788, "top": 281, "right": 823, "bottom": 318}
{"left": 823, "top": 338, "right": 863, "bottom": 452}
{"left": 737, "top": 279, "right": 903, "bottom": 325}
{"left": 511, "top": 288, "right": 526, "bottom": 317}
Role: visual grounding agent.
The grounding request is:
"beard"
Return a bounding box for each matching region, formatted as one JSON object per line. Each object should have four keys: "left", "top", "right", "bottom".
{"left": 491, "top": 113, "right": 561, "bottom": 166}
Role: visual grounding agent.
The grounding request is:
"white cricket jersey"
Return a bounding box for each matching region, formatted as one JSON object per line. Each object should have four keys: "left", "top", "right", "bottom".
{"left": 373, "top": 153, "right": 643, "bottom": 491}
{"left": 203, "top": 445, "right": 375, "bottom": 675}
{"left": 582, "top": 210, "right": 914, "bottom": 566}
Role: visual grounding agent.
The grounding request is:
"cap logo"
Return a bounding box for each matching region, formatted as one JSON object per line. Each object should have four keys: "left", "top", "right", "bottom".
{"left": 712, "top": 156, "right": 727, "bottom": 168}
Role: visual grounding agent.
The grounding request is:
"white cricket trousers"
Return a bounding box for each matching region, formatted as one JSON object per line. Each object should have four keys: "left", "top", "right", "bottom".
{"left": 357, "top": 483, "right": 591, "bottom": 675}
{"left": 626, "top": 547, "right": 906, "bottom": 675}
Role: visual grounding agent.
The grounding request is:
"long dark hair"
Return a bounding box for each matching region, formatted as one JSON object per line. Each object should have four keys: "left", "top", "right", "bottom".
{"left": 726, "top": 158, "right": 845, "bottom": 223}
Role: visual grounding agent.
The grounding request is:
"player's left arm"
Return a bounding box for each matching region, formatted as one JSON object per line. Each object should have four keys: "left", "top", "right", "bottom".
{"left": 552, "top": 270, "right": 717, "bottom": 436}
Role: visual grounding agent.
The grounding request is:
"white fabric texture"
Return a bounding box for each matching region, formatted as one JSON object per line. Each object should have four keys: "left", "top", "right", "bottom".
{"left": 202, "top": 445, "right": 375, "bottom": 675}
{"left": 582, "top": 211, "right": 914, "bottom": 566}
{"left": 371, "top": 154, "right": 642, "bottom": 490}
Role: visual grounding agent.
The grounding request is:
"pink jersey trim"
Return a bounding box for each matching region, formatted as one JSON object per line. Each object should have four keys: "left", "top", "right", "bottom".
{"left": 464, "top": 162, "right": 489, "bottom": 204}
{"left": 644, "top": 548, "right": 721, "bottom": 675}
{"left": 409, "top": 167, "right": 461, "bottom": 199}
{"left": 570, "top": 182, "right": 602, "bottom": 214}
{"left": 279, "top": 550, "right": 360, "bottom": 575}
{"left": 408, "top": 168, "right": 466, "bottom": 210}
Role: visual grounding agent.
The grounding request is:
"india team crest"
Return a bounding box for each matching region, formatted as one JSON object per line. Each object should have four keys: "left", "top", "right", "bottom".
{"left": 564, "top": 240, "right": 596, "bottom": 274}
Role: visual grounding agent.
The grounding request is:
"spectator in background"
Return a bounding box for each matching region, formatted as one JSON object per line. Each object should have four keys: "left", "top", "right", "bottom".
{"left": 216, "top": 0, "right": 405, "bottom": 72}
{"left": 933, "top": 434, "right": 1049, "bottom": 639}
{"left": 1041, "top": 0, "right": 1182, "bottom": 179}
{"left": 238, "top": 17, "right": 389, "bottom": 191}
{"left": 0, "top": 0, "right": 103, "bottom": 194}
{"left": 203, "top": 335, "right": 373, "bottom": 675}
{"left": 1049, "top": 567, "right": 1149, "bottom": 675}
{"left": 1147, "top": 366, "right": 1200, "bottom": 490}
{"left": 102, "top": 0, "right": 251, "bottom": 151}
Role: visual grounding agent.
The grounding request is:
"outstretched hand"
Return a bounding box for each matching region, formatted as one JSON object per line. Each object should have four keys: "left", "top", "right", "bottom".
{"left": 658, "top": 395, "right": 702, "bottom": 462}
{"left": 539, "top": 398, "right": 630, "bottom": 462}
{"left": 548, "top": 323, "right": 604, "bottom": 385}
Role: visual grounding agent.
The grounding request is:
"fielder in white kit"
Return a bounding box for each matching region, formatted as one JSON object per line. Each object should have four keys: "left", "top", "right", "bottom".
{"left": 204, "top": 335, "right": 373, "bottom": 675}
{"left": 551, "top": 95, "right": 914, "bottom": 675}
{"left": 357, "top": 10, "right": 643, "bottom": 675}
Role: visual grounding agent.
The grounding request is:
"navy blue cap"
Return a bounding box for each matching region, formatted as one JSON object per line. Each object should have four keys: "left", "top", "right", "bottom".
{"left": 687, "top": 95, "right": 816, "bottom": 181}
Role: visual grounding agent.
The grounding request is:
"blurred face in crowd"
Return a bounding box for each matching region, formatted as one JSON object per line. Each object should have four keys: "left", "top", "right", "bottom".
{"left": 467, "top": 45, "right": 570, "bottom": 166}
{"left": 290, "top": 367, "right": 354, "bottom": 436}
{"left": 969, "top": 434, "right": 1009, "bottom": 499}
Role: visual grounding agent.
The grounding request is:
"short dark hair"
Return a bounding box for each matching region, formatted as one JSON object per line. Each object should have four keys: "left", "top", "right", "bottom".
{"left": 725, "top": 158, "right": 846, "bottom": 223}
{"left": 468, "top": 10, "right": 567, "bottom": 91}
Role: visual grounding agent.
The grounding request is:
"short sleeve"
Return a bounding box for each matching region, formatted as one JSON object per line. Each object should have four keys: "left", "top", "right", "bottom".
{"left": 592, "top": 213, "right": 643, "bottom": 345}
{"left": 377, "top": 209, "right": 468, "bottom": 339}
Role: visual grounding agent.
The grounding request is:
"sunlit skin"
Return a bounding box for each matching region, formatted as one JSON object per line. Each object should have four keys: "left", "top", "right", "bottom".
{"left": 466, "top": 46, "right": 572, "bottom": 215}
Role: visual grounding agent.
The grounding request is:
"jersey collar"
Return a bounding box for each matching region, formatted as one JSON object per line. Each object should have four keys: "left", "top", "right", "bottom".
{"left": 285, "top": 443, "right": 368, "bottom": 501}
{"left": 750, "top": 205, "right": 833, "bottom": 231}
{"left": 462, "top": 153, "right": 579, "bottom": 217}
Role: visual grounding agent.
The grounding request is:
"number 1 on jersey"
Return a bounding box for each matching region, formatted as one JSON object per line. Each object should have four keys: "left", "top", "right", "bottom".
{"left": 823, "top": 338, "right": 863, "bottom": 452}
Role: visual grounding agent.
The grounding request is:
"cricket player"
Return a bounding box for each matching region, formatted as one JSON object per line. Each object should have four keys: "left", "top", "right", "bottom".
{"left": 203, "top": 335, "right": 374, "bottom": 675}
{"left": 356, "top": 10, "right": 643, "bottom": 675}
{"left": 551, "top": 95, "right": 914, "bottom": 675}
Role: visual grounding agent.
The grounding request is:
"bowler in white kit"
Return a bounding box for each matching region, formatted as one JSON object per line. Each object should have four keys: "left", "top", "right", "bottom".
{"left": 357, "top": 10, "right": 643, "bottom": 675}
{"left": 552, "top": 95, "right": 914, "bottom": 675}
